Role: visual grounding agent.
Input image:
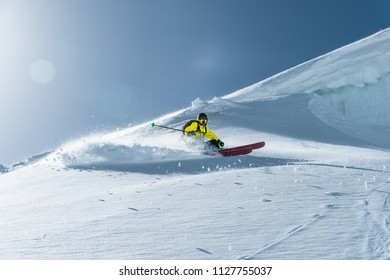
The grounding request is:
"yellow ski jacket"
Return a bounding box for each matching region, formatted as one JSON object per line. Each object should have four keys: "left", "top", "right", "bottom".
{"left": 183, "top": 121, "right": 219, "bottom": 141}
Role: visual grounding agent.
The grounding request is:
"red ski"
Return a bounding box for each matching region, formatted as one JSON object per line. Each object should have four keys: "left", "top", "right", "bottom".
{"left": 212, "top": 141, "right": 265, "bottom": 157}
{"left": 218, "top": 147, "right": 253, "bottom": 157}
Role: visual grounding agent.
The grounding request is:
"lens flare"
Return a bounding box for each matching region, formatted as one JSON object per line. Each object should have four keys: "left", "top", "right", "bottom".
{"left": 30, "top": 59, "right": 56, "bottom": 84}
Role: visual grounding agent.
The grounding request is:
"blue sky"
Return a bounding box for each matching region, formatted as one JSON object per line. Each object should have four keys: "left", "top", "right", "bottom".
{"left": 1, "top": 0, "right": 390, "bottom": 165}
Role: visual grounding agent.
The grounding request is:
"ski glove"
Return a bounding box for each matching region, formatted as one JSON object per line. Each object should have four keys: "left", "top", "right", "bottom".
{"left": 217, "top": 139, "right": 225, "bottom": 148}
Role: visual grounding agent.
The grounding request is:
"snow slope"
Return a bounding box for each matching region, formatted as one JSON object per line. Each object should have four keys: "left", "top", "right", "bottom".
{"left": 1, "top": 29, "right": 390, "bottom": 260}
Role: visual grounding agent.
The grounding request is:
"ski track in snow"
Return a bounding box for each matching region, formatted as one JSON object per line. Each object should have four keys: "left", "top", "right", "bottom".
{"left": 240, "top": 166, "right": 390, "bottom": 260}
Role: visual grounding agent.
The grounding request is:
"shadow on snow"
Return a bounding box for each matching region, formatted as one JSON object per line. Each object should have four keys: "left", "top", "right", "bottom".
{"left": 68, "top": 156, "right": 301, "bottom": 175}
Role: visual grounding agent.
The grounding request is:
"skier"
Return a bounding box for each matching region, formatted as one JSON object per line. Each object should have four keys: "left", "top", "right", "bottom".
{"left": 183, "top": 113, "right": 224, "bottom": 150}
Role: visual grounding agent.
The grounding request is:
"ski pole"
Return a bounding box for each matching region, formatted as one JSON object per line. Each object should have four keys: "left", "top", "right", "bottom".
{"left": 151, "top": 122, "right": 183, "bottom": 132}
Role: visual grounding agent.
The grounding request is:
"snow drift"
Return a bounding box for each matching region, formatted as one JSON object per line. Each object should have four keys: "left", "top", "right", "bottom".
{"left": 1, "top": 29, "right": 390, "bottom": 260}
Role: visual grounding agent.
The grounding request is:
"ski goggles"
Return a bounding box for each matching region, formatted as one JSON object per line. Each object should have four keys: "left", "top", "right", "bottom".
{"left": 199, "top": 119, "right": 207, "bottom": 125}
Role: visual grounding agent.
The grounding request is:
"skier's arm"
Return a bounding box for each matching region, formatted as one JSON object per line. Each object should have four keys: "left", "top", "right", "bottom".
{"left": 204, "top": 128, "right": 219, "bottom": 141}
{"left": 205, "top": 127, "right": 224, "bottom": 147}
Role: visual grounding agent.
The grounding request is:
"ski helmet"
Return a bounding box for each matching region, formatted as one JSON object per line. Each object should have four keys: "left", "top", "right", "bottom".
{"left": 197, "top": 113, "right": 208, "bottom": 126}
{"left": 197, "top": 113, "right": 208, "bottom": 121}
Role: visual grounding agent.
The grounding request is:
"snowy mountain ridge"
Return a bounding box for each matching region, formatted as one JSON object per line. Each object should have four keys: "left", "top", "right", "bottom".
{"left": 226, "top": 28, "right": 390, "bottom": 101}
{"left": 1, "top": 29, "right": 390, "bottom": 260}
